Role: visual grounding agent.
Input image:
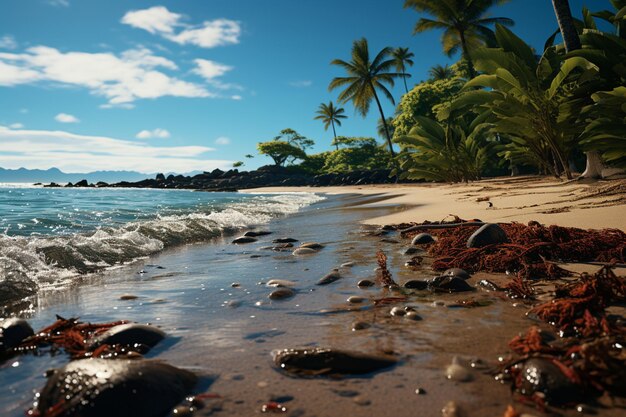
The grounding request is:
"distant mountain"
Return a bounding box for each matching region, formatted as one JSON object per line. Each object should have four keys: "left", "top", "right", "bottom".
{"left": 0, "top": 167, "right": 153, "bottom": 184}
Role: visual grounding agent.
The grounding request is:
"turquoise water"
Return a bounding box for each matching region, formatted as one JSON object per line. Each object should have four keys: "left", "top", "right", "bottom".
{"left": 0, "top": 185, "right": 323, "bottom": 305}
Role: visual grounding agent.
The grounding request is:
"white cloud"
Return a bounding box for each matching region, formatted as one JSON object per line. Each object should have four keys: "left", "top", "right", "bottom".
{"left": 231, "top": 94, "right": 242, "bottom": 100}
{"left": 47, "top": 0, "right": 69, "bottom": 7}
{"left": 19, "top": 108, "right": 29, "bottom": 114}
{"left": 55, "top": 113, "right": 80, "bottom": 123}
{"left": 122, "top": 6, "right": 241, "bottom": 49}
{"left": 0, "top": 46, "right": 211, "bottom": 105}
{"left": 9, "top": 123, "right": 24, "bottom": 129}
{"left": 0, "top": 126, "right": 231, "bottom": 173}
{"left": 289, "top": 80, "right": 313, "bottom": 88}
{"left": 193, "top": 59, "right": 232, "bottom": 80}
{"left": 136, "top": 128, "right": 170, "bottom": 139}
{"left": 0, "top": 35, "right": 18, "bottom": 50}
{"left": 214, "top": 137, "right": 230, "bottom": 145}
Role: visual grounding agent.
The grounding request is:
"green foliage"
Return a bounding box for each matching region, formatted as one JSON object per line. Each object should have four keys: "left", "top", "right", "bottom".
{"left": 394, "top": 115, "right": 493, "bottom": 182}
{"left": 232, "top": 161, "right": 244, "bottom": 168}
{"left": 392, "top": 47, "right": 415, "bottom": 93}
{"left": 257, "top": 141, "right": 307, "bottom": 167}
{"left": 298, "top": 152, "right": 331, "bottom": 174}
{"left": 428, "top": 64, "right": 455, "bottom": 81}
{"left": 331, "top": 136, "right": 378, "bottom": 149}
{"left": 299, "top": 137, "right": 391, "bottom": 174}
{"left": 314, "top": 101, "right": 347, "bottom": 149}
{"left": 274, "top": 128, "right": 314, "bottom": 151}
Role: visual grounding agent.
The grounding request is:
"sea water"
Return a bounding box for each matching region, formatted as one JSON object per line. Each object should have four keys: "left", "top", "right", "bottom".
{"left": 0, "top": 185, "right": 323, "bottom": 305}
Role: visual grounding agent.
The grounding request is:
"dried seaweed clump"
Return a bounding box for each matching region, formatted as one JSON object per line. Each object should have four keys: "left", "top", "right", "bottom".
{"left": 376, "top": 250, "right": 398, "bottom": 287}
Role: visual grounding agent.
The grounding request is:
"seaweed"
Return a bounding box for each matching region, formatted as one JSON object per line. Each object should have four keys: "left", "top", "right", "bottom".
{"left": 376, "top": 250, "right": 398, "bottom": 287}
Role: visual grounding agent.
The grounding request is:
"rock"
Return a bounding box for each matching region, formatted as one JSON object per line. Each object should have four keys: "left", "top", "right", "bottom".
{"left": 411, "top": 233, "right": 435, "bottom": 245}
{"left": 36, "top": 359, "right": 197, "bottom": 417}
{"left": 75, "top": 179, "right": 89, "bottom": 187}
{"left": 390, "top": 306, "right": 406, "bottom": 317}
{"left": 266, "top": 279, "right": 297, "bottom": 288}
{"left": 232, "top": 236, "right": 258, "bottom": 244}
{"left": 443, "top": 268, "right": 470, "bottom": 280}
{"left": 446, "top": 357, "right": 473, "bottom": 382}
{"left": 466, "top": 223, "right": 509, "bottom": 248}
{"left": 405, "top": 312, "right": 422, "bottom": 321}
{"left": 273, "top": 238, "right": 298, "bottom": 243}
{"left": 341, "top": 262, "right": 355, "bottom": 268}
{"left": 317, "top": 270, "right": 341, "bottom": 285}
{"left": 231, "top": 282, "right": 241, "bottom": 288}
{"left": 244, "top": 230, "right": 272, "bottom": 237}
{"left": 88, "top": 323, "right": 165, "bottom": 350}
{"left": 269, "top": 288, "right": 295, "bottom": 300}
{"left": 155, "top": 173, "right": 166, "bottom": 181}
{"left": 347, "top": 296, "right": 366, "bottom": 304}
{"left": 404, "top": 247, "right": 420, "bottom": 255}
{"left": 292, "top": 247, "right": 317, "bottom": 256}
{"left": 441, "top": 401, "right": 462, "bottom": 417}
{"left": 403, "top": 280, "right": 428, "bottom": 290}
{"left": 0, "top": 318, "right": 34, "bottom": 351}
{"left": 351, "top": 322, "right": 370, "bottom": 331}
{"left": 272, "top": 347, "right": 396, "bottom": 376}
{"left": 299, "top": 242, "right": 324, "bottom": 250}
{"left": 381, "top": 238, "right": 400, "bottom": 244}
{"left": 516, "top": 358, "right": 580, "bottom": 405}
{"left": 477, "top": 279, "right": 500, "bottom": 291}
{"left": 427, "top": 276, "right": 474, "bottom": 293}
{"left": 119, "top": 294, "right": 139, "bottom": 300}
{"left": 357, "top": 279, "right": 374, "bottom": 288}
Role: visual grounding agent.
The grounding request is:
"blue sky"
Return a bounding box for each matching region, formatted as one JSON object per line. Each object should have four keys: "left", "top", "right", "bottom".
{"left": 0, "top": 0, "right": 614, "bottom": 173}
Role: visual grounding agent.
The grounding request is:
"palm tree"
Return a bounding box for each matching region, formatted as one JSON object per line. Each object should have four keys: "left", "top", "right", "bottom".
{"left": 314, "top": 101, "right": 347, "bottom": 150}
{"left": 428, "top": 64, "right": 455, "bottom": 80}
{"left": 329, "top": 38, "right": 401, "bottom": 157}
{"left": 392, "top": 47, "right": 415, "bottom": 94}
{"left": 377, "top": 117, "right": 395, "bottom": 140}
{"left": 404, "top": 0, "right": 514, "bottom": 78}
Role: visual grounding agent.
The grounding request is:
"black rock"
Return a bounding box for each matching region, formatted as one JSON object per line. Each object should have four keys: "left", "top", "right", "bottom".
{"left": 269, "top": 288, "right": 295, "bottom": 300}
{"left": 427, "top": 276, "right": 474, "bottom": 293}
{"left": 155, "top": 173, "right": 166, "bottom": 181}
{"left": 411, "top": 233, "right": 435, "bottom": 245}
{"left": 273, "top": 238, "right": 299, "bottom": 243}
{"left": 517, "top": 358, "right": 580, "bottom": 405}
{"left": 317, "top": 270, "right": 341, "bottom": 285}
{"left": 272, "top": 347, "right": 396, "bottom": 377}
{"left": 244, "top": 230, "right": 272, "bottom": 237}
{"left": 232, "top": 236, "right": 258, "bottom": 244}
{"left": 75, "top": 179, "right": 89, "bottom": 187}
{"left": 443, "top": 268, "right": 471, "bottom": 280}
{"left": 36, "top": 359, "right": 197, "bottom": 417}
{"left": 466, "top": 223, "right": 509, "bottom": 248}
{"left": 0, "top": 318, "right": 34, "bottom": 351}
{"left": 88, "top": 323, "right": 165, "bottom": 350}
{"left": 357, "top": 279, "right": 374, "bottom": 288}
{"left": 403, "top": 280, "right": 428, "bottom": 290}
{"left": 404, "top": 247, "right": 420, "bottom": 255}
{"left": 477, "top": 279, "right": 501, "bottom": 291}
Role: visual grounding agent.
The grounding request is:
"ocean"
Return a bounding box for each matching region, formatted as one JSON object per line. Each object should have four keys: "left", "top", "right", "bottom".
{"left": 0, "top": 185, "right": 324, "bottom": 306}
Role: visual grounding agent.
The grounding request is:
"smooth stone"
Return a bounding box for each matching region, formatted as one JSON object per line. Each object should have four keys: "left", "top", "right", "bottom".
{"left": 427, "top": 276, "right": 474, "bottom": 293}
{"left": 119, "top": 294, "right": 138, "bottom": 300}
{"left": 36, "top": 359, "right": 196, "bottom": 417}
{"left": 357, "top": 279, "right": 375, "bottom": 288}
{"left": 232, "top": 236, "right": 258, "bottom": 244}
{"left": 466, "top": 223, "right": 509, "bottom": 248}
{"left": 299, "top": 242, "right": 324, "bottom": 250}
{"left": 405, "top": 312, "right": 422, "bottom": 321}
{"left": 266, "top": 279, "right": 297, "bottom": 288}
{"left": 0, "top": 318, "right": 34, "bottom": 351}
{"left": 351, "top": 322, "right": 370, "bottom": 331}
{"left": 272, "top": 347, "right": 396, "bottom": 376}
{"left": 477, "top": 279, "right": 500, "bottom": 291}
{"left": 381, "top": 238, "right": 400, "bottom": 244}
{"left": 446, "top": 357, "right": 473, "bottom": 382}
{"left": 273, "top": 238, "right": 299, "bottom": 243}
{"left": 404, "top": 247, "right": 420, "bottom": 255}
{"left": 517, "top": 358, "right": 579, "bottom": 405}
{"left": 403, "top": 280, "right": 428, "bottom": 290}
{"left": 390, "top": 306, "right": 406, "bottom": 317}
{"left": 443, "top": 268, "right": 471, "bottom": 280}
{"left": 317, "top": 270, "right": 341, "bottom": 285}
{"left": 292, "top": 247, "right": 317, "bottom": 256}
{"left": 227, "top": 300, "right": 241, "bottom": 308}
{"left": 341, "top": 262, "right": 355, "bottom": 268}
{"left": 411, "top": 233, "right": 435, "bottom": 245}
{"left": 88, "top": 323, "right": 165, "bottom": 350}
{"left": 268, "top": 288, "right": 295, "bottom": 300}
{"left": 347, "top": 296, "right": 366, "bottom": 304}
{"left": 244, "top": 230, "right": 272, "bottom": 237}
{"left": 442, "top": 401, "right": 462, "bottom": 417}
{"left": 353, "top": 396, "right": 371, "bottom": 406}
{"left": 231, "top": 282, "right": 241, "bottom": 288}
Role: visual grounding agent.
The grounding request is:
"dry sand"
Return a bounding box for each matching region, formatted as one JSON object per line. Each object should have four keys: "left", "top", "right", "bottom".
{"left": 245, "top": 176, "right": 626, "bottom": 230}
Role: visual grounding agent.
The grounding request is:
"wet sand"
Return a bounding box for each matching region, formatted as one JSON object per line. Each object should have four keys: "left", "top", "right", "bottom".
{"left": 1, "top": 185, "right": 625, "bottom": 417}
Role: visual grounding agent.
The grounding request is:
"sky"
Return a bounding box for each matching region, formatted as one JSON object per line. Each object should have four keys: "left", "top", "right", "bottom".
{"left": 0, "top": 0, "right": 615, "bottom": 174}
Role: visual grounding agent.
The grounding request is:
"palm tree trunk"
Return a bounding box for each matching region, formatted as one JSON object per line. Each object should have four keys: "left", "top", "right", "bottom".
{"left": 551, "top": 0, "right": 581, "bottom": 52}
{"left": 459, "top": 30, "right": 477, "bottom": 79}
{"left": 331, "top": 120, "right": 338, "bottom": 150}
{"left": 402, "top": 74, "right": 408, "bottom": 94}
{"left": 370, "top": 82, "right": 396, "bottom": 158}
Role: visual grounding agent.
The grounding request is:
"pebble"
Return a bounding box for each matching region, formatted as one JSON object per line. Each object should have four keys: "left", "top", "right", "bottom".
{"left": 446, "top": 357, "right": 473, "bottom": 382}
{"left": 441, "top": 401, "right": 462, "bottom": 417}
{"left": 88, "top": 323, "right": 165, "bottom": 350}
{"left": 292, "top": 247, "right": 317, "bottom": 256}
{"left": 266, "top": 279, "right": 297, "bottom": 288}
{"left": 0, "top": 318, "right": 34, "bottom": 350}
{"left": 415, "top": 388, "right": 426, "bottom": 395}
{"left": 317, "top": 270, "right": 341, "bottom": 285}
{"left": 299, "top": 242, "right": 324, "bottom": 249}
{"left": 381, "top": 238, "right": 399, "bottom": 244}
{"left": 405, "top": 312, "right": 422, "bottom": 321}
{"left": 432, "top": 300, "right": 445, "bottom": 307}
{"left": 232, "top": 236, "right": 258, "bottom": 244}
{"left": 273, "top": 238, "right": 298, "bottom": 243}
{"left": 404, "top": 247, "right": 420, "bottom": 255}
{"left": 466, "top": 223, "right": 508, "bottom": 248}
{"left": 403, "top": 280, "right": 428, "bottom": 290}
{"left": 390, "top": 306, "right": 406, "bottom": 317}
{"left": 341, "top": 262, "right": 355, "bottom": 267}
{"left": 231, "top": 282, "right": 241, "bottom": 288}
{"left": 353, "top": 396, "right": 371, "bottom": 406}
{"left": 227, "top": 300, "right": 241, "bottom": 308}
{"left": 477, "top": 279, "right": 500, "bottom": 291}
{"left": 357, "top": 279, "right": 375, "bottom": 288}
{"left": 119, "top": 294, "right": 138, "bottom": 300}
{"left": 171, "top": 405, "right": 193, "bottom": 416}
{"left": 244, "top": 230, "right": 272, "bottom": 237}
{"left": 268, "top": 288, "right": 295, "bottom": 300}
{"left": 351, "top": 322, "right": 370, "bottom": 331}
{"left": 411, "top": 233, "right": 435, "bottom": 245}
{"left": 443, "top": 268, "right": 471, "bottom": 280}
{"left": 347, "top": 296, "right": 366, "bottom": 304}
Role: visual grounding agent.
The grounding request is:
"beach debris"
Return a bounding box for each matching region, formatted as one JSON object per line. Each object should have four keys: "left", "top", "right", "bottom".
{"left": 261, "top": 401, "right": 287, "bottom": 413}
{"left": 351, "top": 322, "right": 370, "bottom": 331}
{"left": 292, "top": 247, "right": 317, "bottom": 256}
{"left": 273, "top": 238, "right": 298, "bottom": 243}
{"left": 232, "top": 236, "right": 258, "bottom": 244}
{"left": 466, "top": 223, "right": 509, "bottom": 248}
{"left": 272, "top": 347, "right": 396, "bottom": 377}
{"left": 32, "top": 358, "right": 197, "bottom": 417}
{"left": 347, "top": 296, "right": 366, "bottom": 304}
{"left": 268, "top": 288, "right": 295, "bottom": 300}
{"left": 316, "top": 270, "right": 341, "bottom": 285}
{"left": 412, "top": 233, "right": 435, "bottom": 245}
{"left": 446, "top": 357, "right": 473, "bottom": 382}
{"left": 504, "top": 276, "right": 535, "bottom": 300}
{"left": 357, "top": 279, "right": 375, "bottom": 288}
{"left": 443, "top": 268, "right": 471, "bottom": 280}
{"left": 1, "top": 318, "right": 34, "bottom": 352}
{"left": 266, "top": 279, "right": 297, "bottom": 288}
{"left": 299, "top": 242, "right": 324, "bottom": 250}
{"left": 87, "top": 323, "right": 165, "bottom": 351}
{"left": 403, "top": 280, "right": 428, "bottom": 290}
{"left": 427, "top": 276, "right": 474, "bottom": 293}
{"left": 244, "top": 230, "right": 272, "bottom": 237}
{"left": 376, "top": 250, "right": 398, "bottom": 287}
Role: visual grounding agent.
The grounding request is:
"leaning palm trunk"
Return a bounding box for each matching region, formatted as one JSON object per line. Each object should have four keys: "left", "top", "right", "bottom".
{"left": 370, "top": 82, "right": 396, "bottom": 158}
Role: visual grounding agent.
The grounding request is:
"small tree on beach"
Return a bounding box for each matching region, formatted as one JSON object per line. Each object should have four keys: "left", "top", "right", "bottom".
{"left": 314, "top": 101, "right": 347, "bottom": 150}
{"left": 392, "top": 47, "right": 415, "bottom": 94}
{"left": 257, "top": 141, "right": 307, "bottom": 167}
{"left": 428, "top": 64, "right": 455, "bottom": 81}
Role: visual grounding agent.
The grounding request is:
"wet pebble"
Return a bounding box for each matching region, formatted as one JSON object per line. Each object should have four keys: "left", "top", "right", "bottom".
{"left": 231, "top": 282, "right": 241, "bottom": 288}
{"left": 341, "top": 262, "right": 355, "bottom": 268}
{"left": 0, "top": 318, "right": 34, "bottom": 351}
{"left": 317, "top": 270, "right": 341, "bottom": 285}
{"left": 411, "top": 233, "right": 435, "bottom": 245}
{"left": 232, "top": 236, "right": 258, "bottom": 244}
{"left": 477, "top": 279, "right": 500, "bottom": 291}
{"left": 415, "top": 387, "right": 426, "bottom": 395}
{"left": 516, "top": 358, "right": 579, "bottom": 405}
{"left": 357, "top": 279, "right": 374, "bottom": 288}
{"left": 88, "top": 323, "right": 165, "bottom": 351}
{"left": 381, "top": 238, "right": 399, "bottom": 244}
{"left": 446, "top": 357, "right": 473, "bottom": 382}
{"left": 443, "top": 268, "right": 470, "bottom": 280}
{"left": 171, "top": 405, "right": 193, "bottom": 416}
{"left": 227, "top": 300, "right": 241, "bottom": 308}
{"left": 390, "top": 306, "right": 406, "bottom": 317}
{"left": 353, "top": 396, "right": 371, "bottom": 406}
{"left": 119, "top": 294, "right": 138, "bottom": 300}
{"left": 441, "top": 401, "right": 462, "bottom": 417}
{"left": 273, "top": 238, "right": 298, "bottom": 243}
{"left": 292, "top": 247, "right": 317, "bottom": 256}
{"left": 299, "top": 242, "right": 324, "bottom": 250}
{"left": 467, "top": 223, "right": 508, "bottom": 248}
{"left": 428, "top": 276, "right": 474, "bottom": 293}
{"left": 351, "top": 322, "right": 370, "bottom": 331}
{"left": 261, "top": 401, "right": 287, "bottom": 413}
{"left": 244, "top": 230, "right": 272, "bottom": 237}
{"left": 405, "top": 312, "right": 422, "bottom": 321}
{"left": 403, "top": 280, "right": 428, "bottom": 290}
{"left": 272, "top": 347, "right": 396, "bottom": 376}
{"left": 266, "top": 279, "right": 297, "bottom": 288}
{"left": 268, "top": 288, "right": 295, "bottom": 300}
{"left": 347, "top": 296, "right": 366, "bottom": 304}
{"left": 404, "top": 247, "right": 420, "bottom": 255}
